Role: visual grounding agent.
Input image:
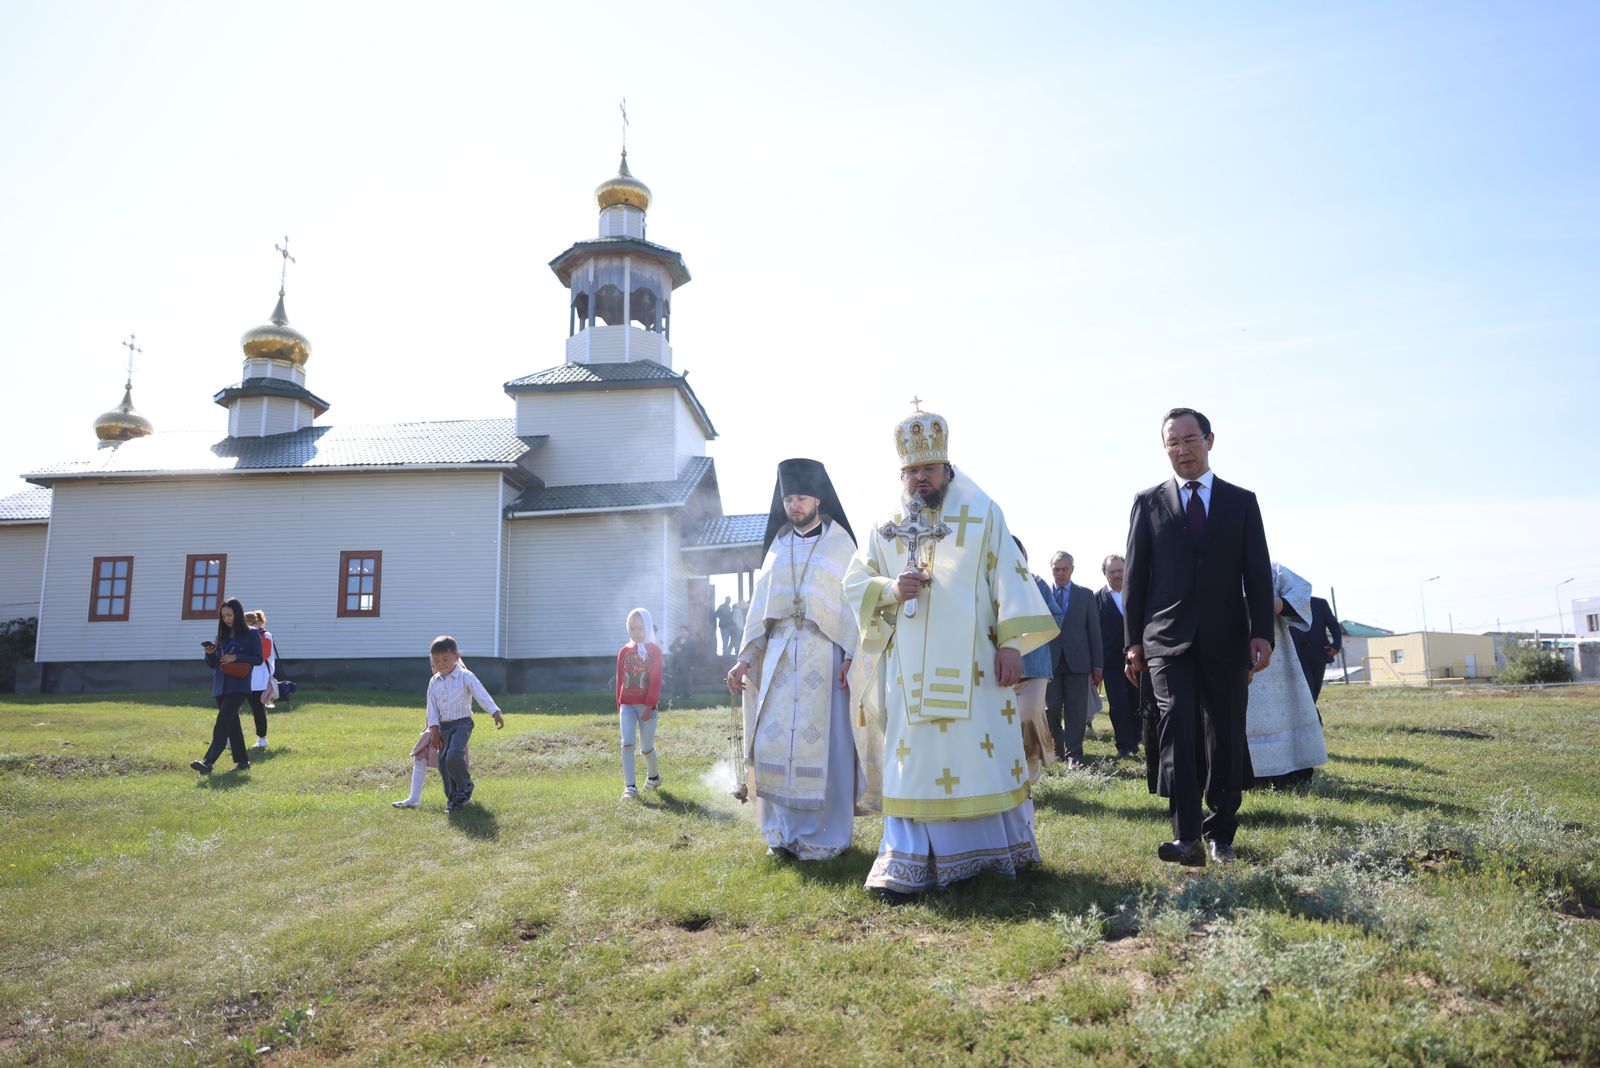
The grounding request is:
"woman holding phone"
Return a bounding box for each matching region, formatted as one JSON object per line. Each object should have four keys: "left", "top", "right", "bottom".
{"left": 192, "top": 597, "right": 264, "bottom": 774}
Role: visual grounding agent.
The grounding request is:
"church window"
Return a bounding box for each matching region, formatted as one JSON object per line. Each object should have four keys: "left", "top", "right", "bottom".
{"left": 338, "top": 551, "right": 382, "bottom": 617}
{"left": 88, "top": 556, "right": 133, "bottom": 622}
{"left": 182, "top": 555, "right": 227, "bottom": 619}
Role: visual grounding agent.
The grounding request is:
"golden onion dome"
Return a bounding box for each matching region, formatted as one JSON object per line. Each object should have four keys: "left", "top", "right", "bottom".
{"left": 93, "top": 382, "right": 154, "bottom": 445}
{"left": 240, "top": 291, "right": 312, "bottom": 365}
{"left": 595, "top": 150, "right": 652, "bottom": 212}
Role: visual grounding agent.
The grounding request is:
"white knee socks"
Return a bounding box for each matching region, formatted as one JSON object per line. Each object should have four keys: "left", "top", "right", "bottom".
{"left": 405, "top": 758, "right": 427, "bottom": 804}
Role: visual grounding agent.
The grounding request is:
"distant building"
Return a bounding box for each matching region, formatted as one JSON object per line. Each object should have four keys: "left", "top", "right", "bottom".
{"left": 1327, "top": 619, "right": 1392, "bottom": 683}
{"left": 1365, "top": 631, "right": 1496, "bottom": 686}
{"left": 1574, "top": 596, "right": 1600, "bottom": 640}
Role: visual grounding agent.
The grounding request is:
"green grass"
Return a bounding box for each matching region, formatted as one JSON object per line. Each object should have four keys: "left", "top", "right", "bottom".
{"left": 2, "top": 685, "right": 1598, "bottom": 1066}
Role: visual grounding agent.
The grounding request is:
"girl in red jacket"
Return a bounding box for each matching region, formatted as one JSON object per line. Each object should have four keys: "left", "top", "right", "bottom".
{"left": 615, "top": 607, "right": 664, "bottom": 799}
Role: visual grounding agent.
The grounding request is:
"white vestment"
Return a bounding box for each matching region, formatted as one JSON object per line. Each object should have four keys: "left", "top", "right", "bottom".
{"left": 843, "top": 471, "right": 1059, "bottom": 892}
{"left": 1246, "top": 563, "right": 1330, "bottom": 778}
{"left": 739, "top": 522, "right": 861, "bottom": 859}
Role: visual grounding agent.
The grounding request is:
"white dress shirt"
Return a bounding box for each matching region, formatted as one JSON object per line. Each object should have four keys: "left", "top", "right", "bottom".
{"left": 426, "top": 665, "right": 500, "bottom": 727}
{"left": 1175, "top": 468, "right": 1216, "bottom": 515}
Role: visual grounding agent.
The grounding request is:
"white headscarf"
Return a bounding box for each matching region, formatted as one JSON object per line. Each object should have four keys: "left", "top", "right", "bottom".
{"left": 626, "top": 607, "right": 658, "bottom": 655}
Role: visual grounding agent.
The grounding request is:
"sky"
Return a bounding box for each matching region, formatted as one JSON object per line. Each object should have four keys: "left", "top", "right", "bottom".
{"left": 1, "top": 1, "right": 1596, "bottom": 637}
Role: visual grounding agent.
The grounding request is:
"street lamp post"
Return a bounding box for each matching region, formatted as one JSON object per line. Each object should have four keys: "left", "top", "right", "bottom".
{"left": 1556, "top": 577, "right": 1575, "bottom": 637}
{"left": 1420, "top": 575, "right": 1440, "bottom": 686}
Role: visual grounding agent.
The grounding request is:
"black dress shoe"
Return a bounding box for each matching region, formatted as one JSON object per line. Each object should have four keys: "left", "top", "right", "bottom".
{"left": 1157, "top": 839, "right": 1206, "bottom": 867}
{"left": 233, "top": 761, "right": 250, "bottom": 771}
{"left": 190, "top": 760, "right": 211, "bottom": 775}
{"left": 1207, "top": 840, "right": 1236, "bottom": 864}
{"left": 873, "top": 888, "right": 918, "bottom": 906}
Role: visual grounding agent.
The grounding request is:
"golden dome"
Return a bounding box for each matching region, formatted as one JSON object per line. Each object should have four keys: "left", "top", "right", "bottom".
{"left": 240, "top": 291, "right": 312, "bottom": 365}
{"left": 595, "top": 151, "right": 652, "bottom": 212}
{"left": 93, "top": 382, "right": 154, "bottom": 446}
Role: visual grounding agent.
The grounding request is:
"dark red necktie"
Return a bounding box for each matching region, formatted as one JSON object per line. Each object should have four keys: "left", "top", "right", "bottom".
{"left": 1185, "top": 480, "right": 1207, "bottom": 539}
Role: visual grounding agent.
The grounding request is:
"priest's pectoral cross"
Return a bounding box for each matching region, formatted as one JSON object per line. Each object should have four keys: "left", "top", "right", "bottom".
{"left": 942, "top": 505, "right": 983, "bottom": 548}
{"left": 935, "top": 768, "right": 961, "bottom": 795}
{"left": 979, "top": 733, "right": 994, "bottom": 758}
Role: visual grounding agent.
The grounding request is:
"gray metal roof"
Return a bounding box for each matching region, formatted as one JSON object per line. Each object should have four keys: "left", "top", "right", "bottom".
{"left": 686, "top": 513, "right": 766, "bottom": 548}
{"left": 0, "top": 486, "right": 51, "bottom": 523}
{"left": 548, "top": 237, "right": 691, "bottom": 289}
{"left": 213, "top": 377, "right": 332, "bottom": 416}
{"left": 25, "top": 420, "right": 546, "bottom": 483}
{"left": 508, "top": 456, "right": 713, "bottom": 515}
{"left": 503, "top": 360, "right": 717, "bottom": 439}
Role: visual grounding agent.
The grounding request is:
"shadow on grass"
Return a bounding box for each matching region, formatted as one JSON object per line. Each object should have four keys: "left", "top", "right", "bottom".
{"left": 923, "top": 866, "right": 1147, "bottom": 921}
{"left": 449, "top": 804, "right": 499, "bottom": 840}
{"left": 195, "top": 768, "right": 252, "bottom": 790}
{"left": 245, "top": 745, "right": 288, "bottom": 763}
{"left": 1332, "top": 753, "right": 1442, "bottom": 774}
{"left": 642, "top": 789, "right": 734, "bottom": 822}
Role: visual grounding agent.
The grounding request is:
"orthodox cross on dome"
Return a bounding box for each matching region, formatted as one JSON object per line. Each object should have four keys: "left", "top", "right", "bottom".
{"left": 909, "top": 395, "right": 922, "bottom": 411}
{"left": 619, "top": 97, "right": 629, "bottom": 154}
{"left": 120, "top": 334, "right": 141, "bottom": 381}
{"left": 275, "top": 235, "right": 296, "bottom": 296}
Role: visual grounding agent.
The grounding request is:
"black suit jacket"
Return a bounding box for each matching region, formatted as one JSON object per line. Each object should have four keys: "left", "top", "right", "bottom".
{"left": 1292, "top": 596, "right": 1341, "bottom": 663}
{"left": 1095, "top": 586, "right": 1126, "bottom": 671}
{"left": 1122, "top": 475, "right": 1274, "bottom": 660}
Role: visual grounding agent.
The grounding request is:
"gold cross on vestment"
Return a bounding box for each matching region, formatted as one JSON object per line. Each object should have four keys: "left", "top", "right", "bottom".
{"left": 1000, "top": 700, "right": 1017, "bottom": 725}
{"left": 935, "top": 767, "right": 961, "bottom": 795}
{"left": 942, "top": 505, "right": 982, "bottom": 547}
{"left": 979, "top": 733, "right": 995, "bottom": 758}
{"left": 1013, "top": 560, "right": 1031, "bottom": 580}
{"left": 1011, "top": 759, "right": 1025, "bottom": 783}
{"left": 936, "top": 719, "right": 950, "bottom": 733}
{"left": 894, "top": 738, "right": 911, "bottom": 765}
{"left": 972, "top": 661, "right": 985, "bottom": 685}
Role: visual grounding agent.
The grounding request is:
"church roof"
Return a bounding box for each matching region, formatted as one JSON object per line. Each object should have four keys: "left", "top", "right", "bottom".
{"left": 503, "top": 360, "right": 717, "bottom": 438}
{"left": 507, "top": 456, "right": 713, "bottom": 516}
{"left": 25, "top": 419, "right": 545, "bottom": 483}
{"left": 685, "top": 513, "right": 766, "bottom": 548}
{"left": 212, "top": 377, "right": 332, "bottom": 416}
{"left": 0, "top": 486, "right": 51, "bottom": 524}
{"left": 548, "top": 237, "right": 691, "bottom": 289}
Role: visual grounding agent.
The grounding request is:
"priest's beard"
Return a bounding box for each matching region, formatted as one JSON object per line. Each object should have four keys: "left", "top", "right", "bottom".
{"left": 908, "top": 485, "right": 947, "bottom": 511}
{"left": 789, "top": 502, "right": 821, "bottom": 533}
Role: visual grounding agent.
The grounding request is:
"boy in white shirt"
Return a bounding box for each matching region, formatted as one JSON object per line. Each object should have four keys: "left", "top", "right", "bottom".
{"left": 405, "top": 636, "right": 503, "bottom": 812}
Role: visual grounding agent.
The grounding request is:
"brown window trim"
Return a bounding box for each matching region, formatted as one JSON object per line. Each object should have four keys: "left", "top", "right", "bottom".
{"left": 88, "top": 555, "right": 134, "bottom": 622}
{"left": 337, "top": 550, "right": 383, "bottom": 618}
{"left": 181, "top": 554, "right": 229, "bottom": 620}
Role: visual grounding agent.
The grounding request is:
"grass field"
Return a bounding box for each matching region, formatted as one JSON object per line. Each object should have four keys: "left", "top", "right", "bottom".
{"left": 1, "top": 684, "right": 1598, "bottom": 1066}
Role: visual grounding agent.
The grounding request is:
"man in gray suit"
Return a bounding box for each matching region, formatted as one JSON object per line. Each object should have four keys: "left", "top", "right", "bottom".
{"left": 1045, "top": 551, "right": 1104, "bottom": 767}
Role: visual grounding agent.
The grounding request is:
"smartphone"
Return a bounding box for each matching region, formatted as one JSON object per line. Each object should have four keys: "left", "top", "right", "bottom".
{"left": 201, "top": 641, "right": 215, "bottom": 649}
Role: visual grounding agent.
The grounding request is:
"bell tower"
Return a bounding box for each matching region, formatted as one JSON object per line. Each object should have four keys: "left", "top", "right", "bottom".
{"left": 547, "top": 149, "right": 691, "bottom": 368}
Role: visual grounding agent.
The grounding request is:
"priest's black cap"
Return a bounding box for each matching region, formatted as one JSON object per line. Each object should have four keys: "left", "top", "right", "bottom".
{"left": 762, "top": 457, "right": 855, "bottom": 554}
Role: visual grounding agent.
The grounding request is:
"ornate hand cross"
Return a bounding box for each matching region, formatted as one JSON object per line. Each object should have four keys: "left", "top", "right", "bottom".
{"left": 878, "top": 496, "right": 951, "bottom": 619}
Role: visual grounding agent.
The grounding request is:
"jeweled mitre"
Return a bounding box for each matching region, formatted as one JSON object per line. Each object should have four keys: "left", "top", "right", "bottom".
{"left": 894, "top": 404, "right": 949, "bottom": 469}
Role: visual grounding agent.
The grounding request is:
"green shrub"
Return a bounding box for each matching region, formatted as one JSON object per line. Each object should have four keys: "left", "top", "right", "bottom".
{"left": 1498, "top": 638, "right": 1573, "bottom": 684}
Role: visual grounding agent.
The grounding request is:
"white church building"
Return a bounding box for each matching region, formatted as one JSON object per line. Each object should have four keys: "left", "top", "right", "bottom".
{"left": 0, "top": 153, "right": 765, "bottom": 694}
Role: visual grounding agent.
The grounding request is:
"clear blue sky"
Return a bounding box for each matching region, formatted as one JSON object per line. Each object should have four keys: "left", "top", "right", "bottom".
{"left": 2, "top": 1, "right": 1596, "bottom": 637}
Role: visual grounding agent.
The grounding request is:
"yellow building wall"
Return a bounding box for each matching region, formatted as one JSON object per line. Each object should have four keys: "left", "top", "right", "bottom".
{"left": 1366, "top": 632, "right": 1497, "bottom": 686}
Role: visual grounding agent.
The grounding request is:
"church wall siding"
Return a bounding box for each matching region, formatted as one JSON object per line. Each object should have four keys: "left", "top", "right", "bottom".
{"left": 34, "top": 472, "right": 504, "bottom": 663}
{"left": 672, "top": 391, "right": 708, "bottom": 472}
{"left": 0, "top": 525, "right": 47, "bottom": 620}
{"left": 505, "top": 512, "right": 667, "bottom": 660}
{"left": 515, "top": 390, "right": 677, "bottom": 486}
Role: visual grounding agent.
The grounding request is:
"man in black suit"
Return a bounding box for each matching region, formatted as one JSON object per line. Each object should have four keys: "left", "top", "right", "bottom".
{"left": 1095, "top": 554, "right": 1142, "bottom": 759}
{"left": 1292, "top": 596, "right": 1341, "bottom": 702}
{"left": 1124, "top": 408, "right": 1274, "bottom": 867}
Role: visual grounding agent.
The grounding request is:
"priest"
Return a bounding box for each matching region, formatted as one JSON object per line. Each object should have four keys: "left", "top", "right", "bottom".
{"left": 728, "top": 458, "right": 861, "bottom": 860}
{"left": 844, "top": 403, "right": 1059, "bottom": 902}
